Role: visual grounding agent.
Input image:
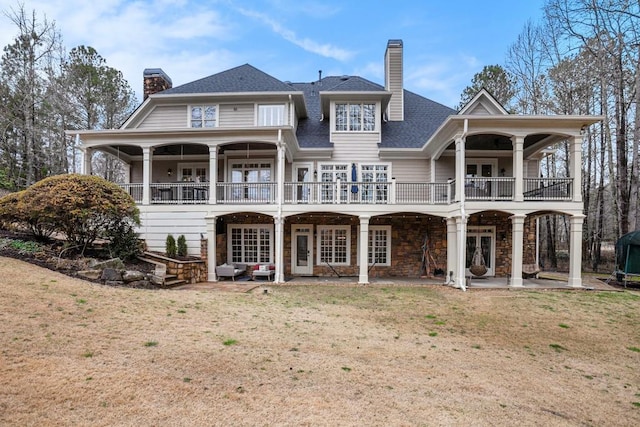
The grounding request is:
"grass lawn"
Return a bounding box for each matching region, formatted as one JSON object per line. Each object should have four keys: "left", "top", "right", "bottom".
{"left": 1, "top": 257, "right": 639, "bottom": 426}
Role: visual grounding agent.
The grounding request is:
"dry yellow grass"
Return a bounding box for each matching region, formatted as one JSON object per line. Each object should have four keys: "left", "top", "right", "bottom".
{"left": 1, "top": 256, "right": 639, "bottom": 426}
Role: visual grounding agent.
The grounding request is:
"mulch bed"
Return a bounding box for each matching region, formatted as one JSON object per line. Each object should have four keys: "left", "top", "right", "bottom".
{"left": 0, "top": 229, "right": 155, "bottom": 285}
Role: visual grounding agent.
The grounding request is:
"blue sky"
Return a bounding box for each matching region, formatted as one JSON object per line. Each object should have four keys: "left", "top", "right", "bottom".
{"left": 0, "top": 0, "right": 545, "bottom": 108}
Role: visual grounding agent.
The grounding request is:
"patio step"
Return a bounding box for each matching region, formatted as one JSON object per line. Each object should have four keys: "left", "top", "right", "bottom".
{"left": 164, "top": 274, "right": 186, "bottom": 288}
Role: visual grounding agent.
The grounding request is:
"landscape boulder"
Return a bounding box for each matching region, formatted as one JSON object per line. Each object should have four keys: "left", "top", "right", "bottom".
{"left": 122, "top": 270, "right": 146, "bottom": 283}
{"left": 101, "top": 268, "right": 123, "bottom": 282}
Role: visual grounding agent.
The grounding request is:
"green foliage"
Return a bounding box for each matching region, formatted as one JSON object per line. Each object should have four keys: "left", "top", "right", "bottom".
{"left": 0, "top": 238, "right": 43, "bottom": 254}
{"left": 177, "top": 235, "right": 187, "bottom": 257}
{"left": 106, "top": 221, "right": 142, "bottom": 261}
{"left": 166, "top": 235, "right": 177, "bottom": 258}
{"left": 0, "top": 174, "right": 139, "bottom": 252}
{"left": 458, "top": 64, "right": 516, "bottom": 110}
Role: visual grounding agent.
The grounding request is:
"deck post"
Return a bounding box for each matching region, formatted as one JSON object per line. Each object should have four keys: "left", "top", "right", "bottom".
{"left": 206, "top": 216, "right": 218, "bottom": 282}
{"left": 510, "top": 214, "right": 526, "bottom": 287}
{"left": 359, "top": 216, "right": 370, "bottom": 284}
{"left": 568, "top": 215, "right": 584, "bottom": 287}
{"left": 512, "top": 135, "right": 524, "bottom": 202}
{"left": 274, "top": 215, "right": 285, "bottom": 283}
{"left": 142, "top": 147, "right": 151, "bottom": 205}
{"left": 208, "top": 146, "right": 217, "bottom": 204}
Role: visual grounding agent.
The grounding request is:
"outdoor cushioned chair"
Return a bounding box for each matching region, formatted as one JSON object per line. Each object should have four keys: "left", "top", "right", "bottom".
{"left": 215, "top": 263, "right": 247, "bottom": 280}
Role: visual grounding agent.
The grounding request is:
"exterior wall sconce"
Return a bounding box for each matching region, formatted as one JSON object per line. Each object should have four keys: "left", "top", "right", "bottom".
{"left": 167, "top": 168, "right": 172, "bottom": 177}
{"left": 313, "top": 170, "right": 317, "bottom": 180}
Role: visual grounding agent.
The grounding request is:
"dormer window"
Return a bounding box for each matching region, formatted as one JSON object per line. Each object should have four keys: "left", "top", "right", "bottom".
{"left": 190, "top": 105, "right": 217, "bottom": 128}
{"left": 335, "top": 103, "right": 376, "bottom": 131}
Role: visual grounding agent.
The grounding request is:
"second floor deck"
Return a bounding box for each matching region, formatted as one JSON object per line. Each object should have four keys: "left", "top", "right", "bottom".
{"left": 120, "top": 177, "right": 574, "bottom": 206}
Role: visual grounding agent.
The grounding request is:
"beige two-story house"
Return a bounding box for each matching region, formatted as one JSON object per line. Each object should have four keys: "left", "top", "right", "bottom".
{"left": 68, "top": 39, "right": 600, "bottom": 289}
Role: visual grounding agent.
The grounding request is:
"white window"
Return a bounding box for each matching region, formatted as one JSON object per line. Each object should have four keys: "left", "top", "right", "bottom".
{"left": 179, "top": 163, "right": 208, "bottom": 182}
{"left": 360, "top": 164, "right": 389, "bottom": 203}
{"left": 319, "top": 163, "right": 348, "bottom": 202}
{"left": 229, "top": 224, "right": 273, "bottom": 264}
{"left": 190, "top": 105, "right": 217, "bottom": 128}
{"left": 258, "top": 104, "right": 285, "bottom": 126}
{"left": 317, "top": 225, "right": 350, "bottom": 265}
{"left": 335, "top": 102, "right": 376, "bottom": 131}
{"left": 368, "top": 226, "right": 391, "bottom": 266}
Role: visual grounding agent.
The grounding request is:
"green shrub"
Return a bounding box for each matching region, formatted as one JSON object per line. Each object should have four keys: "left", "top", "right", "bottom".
{"left": 177, "top": 235, "right": 187, "bottom": 257}
{"left": 0, "top": 190, "right": 55, "bottom": 239}
{"left": 107, "top": 221, "right": 142, "bottom": 261}
{"left": 166, "top": 235, "right": 177, "bottom": 258}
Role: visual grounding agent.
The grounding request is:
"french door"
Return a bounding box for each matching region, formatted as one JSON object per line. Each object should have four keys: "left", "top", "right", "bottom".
{"left": 293, "top": 163, "right": 313, "bottom": 203}
{"left": 292, "top": 225, "right": 313, "bottom": 275}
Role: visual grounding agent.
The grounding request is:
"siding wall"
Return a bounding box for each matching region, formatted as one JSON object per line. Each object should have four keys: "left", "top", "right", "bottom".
{"left": 435, "top": 156, "right": 456, "bottom": 182}
{"left": 331, "top": 133, "right": 380, "bottom": 162}
{"left": 137, "top": 105, "right": 187, "bottom": 129}
{"left": 138, "top": 209, "right": 208, "bottom": 256}
{"left": 219, "top": 104, "right": 254, "bottom": 127}
{"left": 390, "top": 158, "right": 429, "bottom": 182}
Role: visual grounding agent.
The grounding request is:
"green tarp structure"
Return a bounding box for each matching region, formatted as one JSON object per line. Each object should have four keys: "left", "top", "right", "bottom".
{"left": 615, "top": 230, "right": 640, "bottom": 275}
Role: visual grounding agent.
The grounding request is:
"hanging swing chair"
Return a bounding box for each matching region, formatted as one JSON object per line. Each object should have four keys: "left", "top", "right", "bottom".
{"left": 469, "top": 245, "right": 488, "bottom": 276}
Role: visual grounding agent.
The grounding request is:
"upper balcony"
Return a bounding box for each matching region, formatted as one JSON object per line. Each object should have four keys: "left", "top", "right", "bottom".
{"left": 119, "top": 177, "right": 573, "bottom": 206}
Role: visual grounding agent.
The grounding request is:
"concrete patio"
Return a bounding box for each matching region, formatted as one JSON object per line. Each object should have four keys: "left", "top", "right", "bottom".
{"left": 175, "top": 272, "right": 623, "bottom": 292}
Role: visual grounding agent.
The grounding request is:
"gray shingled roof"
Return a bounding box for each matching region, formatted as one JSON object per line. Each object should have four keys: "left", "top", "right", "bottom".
{"left": 161, "top": 64, "right": 296, "bottom": 94}
{"left": 292, "top": 75, "right": 455, "bottom": 149}
{"left": 158, "top": 64, "right": 455, "bottom": 149}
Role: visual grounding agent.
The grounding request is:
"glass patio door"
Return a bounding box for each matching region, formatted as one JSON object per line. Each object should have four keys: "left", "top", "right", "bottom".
{"left": 292, "top": 226, "right": 313, "bottom": 275}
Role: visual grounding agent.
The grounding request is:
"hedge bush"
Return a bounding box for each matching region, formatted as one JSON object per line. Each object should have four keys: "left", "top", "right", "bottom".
{"left": 0, "top": 174, "right": 140, "bottom": 255}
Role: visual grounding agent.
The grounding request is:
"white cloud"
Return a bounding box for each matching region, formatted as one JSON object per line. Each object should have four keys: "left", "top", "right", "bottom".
{"left": 406, "top": 55, "right": 480, "bottom": 108}
{"left": 236, "top": 7, "right": 353, "bottom": 61}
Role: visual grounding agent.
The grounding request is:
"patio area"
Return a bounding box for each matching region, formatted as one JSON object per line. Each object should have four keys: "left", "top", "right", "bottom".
{"left": 175, "top": 272, "right": 621, "bottom": 292}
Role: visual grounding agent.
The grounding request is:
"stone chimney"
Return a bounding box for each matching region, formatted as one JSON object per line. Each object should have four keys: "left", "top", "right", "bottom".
{"left": 143, "top": 68, "right": 172, "bottom": 100}
{"left": 384, "top": 39, "right": 404, "bottom": 121}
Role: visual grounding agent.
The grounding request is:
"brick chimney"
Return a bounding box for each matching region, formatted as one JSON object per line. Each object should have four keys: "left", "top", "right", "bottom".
{"left": 143, "top": 68, "right": 172, "bottom": 100}
{"left": 384, "top": 39, "right": 404, "bottom": 121}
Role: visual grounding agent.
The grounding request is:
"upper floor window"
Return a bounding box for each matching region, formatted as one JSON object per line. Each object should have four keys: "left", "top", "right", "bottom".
{"left": 190, "top": 105, "right": 217, "bottom": 128}
{"left": 258, "top": 104, "right": 286, "bottom": 126}
{"left": 335, "top": 103, "right": 376, "bottom": 131}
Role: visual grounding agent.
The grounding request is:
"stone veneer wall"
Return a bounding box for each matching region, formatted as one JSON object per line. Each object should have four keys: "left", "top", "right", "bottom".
{"left": 202, "top": 212, "right": 539, "bottom": 280}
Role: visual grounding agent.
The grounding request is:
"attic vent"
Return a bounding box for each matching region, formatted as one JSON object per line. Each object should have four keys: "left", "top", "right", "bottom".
{"left": 340, "top": 75, "right": 349, "bottom": 80}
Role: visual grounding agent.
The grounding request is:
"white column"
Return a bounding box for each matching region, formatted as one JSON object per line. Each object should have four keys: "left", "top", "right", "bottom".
{"left": 512, "top": 135, "right": 524, "bottom": 202}
{"left": 208, "top": 146, "right": 217, "bottom": 205}
{"left": 568, "top": 215, "right": 584, "bottom": 287}
{"left": 446, "top": 217, "right": 457, "bottom": 285}
{"left": 123, "top": 163, "right": 131, "bottom": 184}
{"left": 455, "top": 136, "right": 465, "bottom": 202}
{"left": 455, "top": 215, "right": 467, "bottom": 289}
{"left": 81, "top": 148, "right": 93, "bottom": 175}
{"left": 206, "top": 216, "right": 218, "bottom": 282}
{"left": 571, "top": 135, "right": 583, "bottom": 202}
{"left": 274, "top": 215, "right": 285, "bottom": 283}
{"left": 359, "top": 216, "right": 370, "bottom": 284}
{"left": 277, "top": 143, "right": 286, "bottom": 205}
{"left": 142, "top": 147, "right": 152, "bottom": 205}
{"left": 510, "top": 214, "right": 526, "bottom": 287}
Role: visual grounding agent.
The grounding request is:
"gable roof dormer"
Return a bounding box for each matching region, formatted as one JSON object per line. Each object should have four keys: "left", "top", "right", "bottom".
{"left": 457, "top": 88, "right": 509, "bottom": 115}
{"left": 317, "top": 75, "right": 392, "bottom": 118}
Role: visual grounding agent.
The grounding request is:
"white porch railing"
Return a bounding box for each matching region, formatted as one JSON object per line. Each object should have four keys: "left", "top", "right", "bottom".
{"left": 118, "top": 177, "right": 573, "bottom": 205}
{"left": 464, "top": 177, "right": 516, "bottom": 201}
{"left": 523, "top": 178, "right": 573, "bottom": 201}
{"left": 216, "top": 182, "right": 276, "bottom": 204}
{"left": 150, "top": 183, "right": 210, "bottom": 204}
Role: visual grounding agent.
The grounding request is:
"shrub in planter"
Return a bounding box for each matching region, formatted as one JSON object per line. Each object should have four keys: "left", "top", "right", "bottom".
{"left": 166, "top": 234, "right": 177, "bottom": 258}
{"left": 177, "top": 235, "right": 188, "bottom": 257}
